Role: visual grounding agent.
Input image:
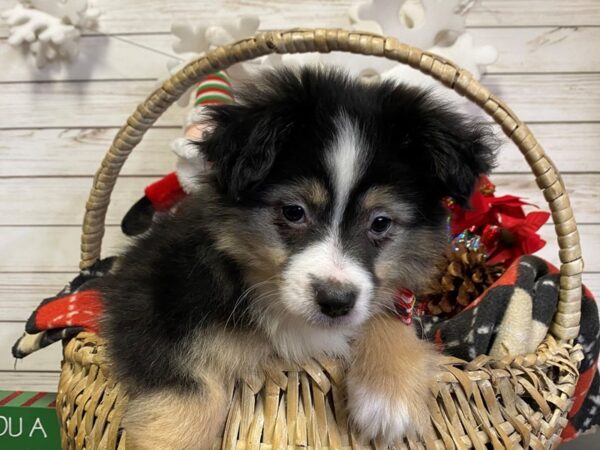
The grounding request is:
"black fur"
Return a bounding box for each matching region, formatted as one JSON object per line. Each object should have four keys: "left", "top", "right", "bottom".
{"left": 201, "top": 68, "right": 496, "bottom": 206}
{"left": 101, "top": 67, "right": 497, "bottom": 394}
{"left": 102, "top": 190, "right": 258, "bottom": 393}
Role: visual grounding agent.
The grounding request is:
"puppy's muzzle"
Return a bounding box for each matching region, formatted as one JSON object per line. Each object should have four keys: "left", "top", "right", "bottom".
{"left": 312, "top": 279, "right": 358, "bottom": 318}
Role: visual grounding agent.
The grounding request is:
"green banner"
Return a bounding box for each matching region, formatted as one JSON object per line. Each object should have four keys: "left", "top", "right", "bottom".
{"left": 0, "top": 391, "right": 60, "bottom": 450}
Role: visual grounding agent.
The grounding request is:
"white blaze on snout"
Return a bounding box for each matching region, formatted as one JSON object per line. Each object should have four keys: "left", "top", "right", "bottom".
{"left": 328, "top": 115, "right": 367, "bottom": 227}
{"left": 280, "top": 115, "right": 373, "bottom": 325}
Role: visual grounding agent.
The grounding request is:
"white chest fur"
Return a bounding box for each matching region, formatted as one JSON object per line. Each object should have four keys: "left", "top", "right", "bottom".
{"left": 267, "top": 316, "right": 358, "bottom": 363}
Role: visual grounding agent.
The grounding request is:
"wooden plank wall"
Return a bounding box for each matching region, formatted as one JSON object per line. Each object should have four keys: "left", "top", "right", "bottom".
{"left": 0, "top": 0, "right": 599, "bottom": 391}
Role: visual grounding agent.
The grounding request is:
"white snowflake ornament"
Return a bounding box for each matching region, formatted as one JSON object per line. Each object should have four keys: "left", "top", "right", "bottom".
{"left": 170, "top": 16, "right": 261, "bottom": 67}
{"left": 204, "top": 16, "right": 263, "bottom": 81}
{"left": 381, "top": 32, "right": 498, "bottom": 108}
{"left": 430, "top": 32, "right": 497, "bottom": 79}
{"left": 204, "top": 16, "right": 260, "bottom": 48}
{"left": 334, "top": 0, "right": 495, "bottom": 84}
{"left": 350, "top": 0, "right": 465, "bottom": 50}
{"left": 29, "top": 0, "right": 99, "bottom": 29}
{"left": 171, "top": 22, "right": 210, "bottom": 56}
{"left": 1, "top": 0, "right": 99, "bottom": 67}
{"left": 165, "top": 16, "right": 262, "bottom": 105}
{"left": 165, "top": 15, "right": 318, "bottom": 105}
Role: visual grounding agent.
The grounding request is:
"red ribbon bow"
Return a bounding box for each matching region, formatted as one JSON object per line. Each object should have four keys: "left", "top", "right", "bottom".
{"left": 483, "top": 211, "right": 550, "bottom": 265}
{"left": 447, "top": 176, "right": 550, "bottom": 267}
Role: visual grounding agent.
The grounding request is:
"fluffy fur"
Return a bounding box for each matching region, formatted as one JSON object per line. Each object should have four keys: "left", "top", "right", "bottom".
{"left": 101, "top": 67, "right": 496, "bottom": 448}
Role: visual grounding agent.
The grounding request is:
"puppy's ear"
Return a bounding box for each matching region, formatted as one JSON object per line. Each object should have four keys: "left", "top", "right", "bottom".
{"left": 417, "top": 109, "right": 497, "bottom": 206}
{"left": 197, "top": 104, "right": 290, "bottom": 201}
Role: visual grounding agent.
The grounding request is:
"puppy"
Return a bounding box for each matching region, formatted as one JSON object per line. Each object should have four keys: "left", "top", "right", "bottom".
{"left": 101, "top": 67, "right": 495, "bottom": 448}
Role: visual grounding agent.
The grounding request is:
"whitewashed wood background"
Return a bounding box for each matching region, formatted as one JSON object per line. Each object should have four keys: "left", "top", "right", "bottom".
{"left": 0, "top": 0, "right": 599, "bottom": 392}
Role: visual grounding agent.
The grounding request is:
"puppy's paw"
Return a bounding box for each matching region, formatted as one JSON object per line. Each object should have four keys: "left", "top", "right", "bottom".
{"left": 346, "top": 316, "right": 440, "bottom": 444}
{"left": 346, "top": 383, "right": 418, "bottom": 443}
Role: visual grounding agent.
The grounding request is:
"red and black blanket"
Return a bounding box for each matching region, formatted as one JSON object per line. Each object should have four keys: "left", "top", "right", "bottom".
{"left": 11, "top": 255, "right": 599, "bottom": 442}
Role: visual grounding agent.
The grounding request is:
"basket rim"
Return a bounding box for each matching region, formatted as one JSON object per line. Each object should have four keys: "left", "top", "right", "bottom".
{"left": 64, "top": 331, "right": 583, "bottom": 380}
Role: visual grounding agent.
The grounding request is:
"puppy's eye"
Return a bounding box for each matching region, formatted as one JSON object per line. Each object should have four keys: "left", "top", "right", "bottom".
{"left": 282, "top": 205, "right": 305, "bottom": 223}
{"left": 370, "top": 216, "right": 392, "bottom": 234}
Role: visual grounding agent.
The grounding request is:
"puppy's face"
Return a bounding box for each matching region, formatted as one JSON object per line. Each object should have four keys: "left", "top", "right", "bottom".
{"left": 199, "top": 68, "right": 495, "bottom": 336}
{"left": 257, "top": 117, "right": 442, "bottom": 330}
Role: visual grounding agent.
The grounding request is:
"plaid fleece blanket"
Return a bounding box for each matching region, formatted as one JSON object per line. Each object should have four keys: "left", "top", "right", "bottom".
{"left": 11, "top": 256, "right": 599, "bottom": 441}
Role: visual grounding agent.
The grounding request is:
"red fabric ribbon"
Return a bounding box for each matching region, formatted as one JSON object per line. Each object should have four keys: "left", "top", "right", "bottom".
{"left": 144, "top": 171, "right": 186, "bottom": 211}
{"left": 35, "top": 290, "right": 103, "bottom": 334}
{"left": 394, "top": 287, "right": 416, "bottom": 325}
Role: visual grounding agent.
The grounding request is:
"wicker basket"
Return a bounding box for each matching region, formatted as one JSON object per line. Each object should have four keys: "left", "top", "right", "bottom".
{"left": 57, "top": 29, "right": 585, "bottom": 449}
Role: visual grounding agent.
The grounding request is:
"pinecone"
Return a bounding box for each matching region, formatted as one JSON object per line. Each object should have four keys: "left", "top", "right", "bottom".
{"left": 420, "top": 242, "right": 504, "bottom": 318}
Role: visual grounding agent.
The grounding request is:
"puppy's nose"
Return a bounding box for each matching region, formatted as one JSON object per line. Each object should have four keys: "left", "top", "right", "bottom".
{"left": 312, "top": 280, "right": 357, "bottom": 318}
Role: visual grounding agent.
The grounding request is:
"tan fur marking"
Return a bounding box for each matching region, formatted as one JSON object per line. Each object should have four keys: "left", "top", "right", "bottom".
{"left": 373, "top": 229, "right": 446, "bottom": 294}
{"left": 348, "top": 315, "right": 441, "bottom": 439}
{"left": 124, "top": 375, "right": 230, "bottom": 450}
{"left": 373, "top": 260, "right": 395, "bottom": 282}
{"left": 214, "top": 234, "right": 287, "bottom": 270}
{"left": 303, "top": 179, "right": 329, "bottom": 208}
{"left": 187, "top": 328, "right": 272, "bottom": 382}
{"left": 361, "top": 186, "right": 398, "bottom": 211}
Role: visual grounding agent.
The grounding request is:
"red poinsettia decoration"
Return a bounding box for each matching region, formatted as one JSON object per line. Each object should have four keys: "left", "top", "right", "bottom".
{"left": 447, "top": 176, "right": 550, "bottom": 267}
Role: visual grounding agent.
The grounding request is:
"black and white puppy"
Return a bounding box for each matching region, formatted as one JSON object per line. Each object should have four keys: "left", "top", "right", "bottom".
{"left": 102, "top": 67, "right": 496, "bottom": 448}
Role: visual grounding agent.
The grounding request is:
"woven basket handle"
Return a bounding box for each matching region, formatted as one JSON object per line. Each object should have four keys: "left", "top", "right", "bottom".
{"left": 80, "top": 29, "right": 583, "bottom": 341}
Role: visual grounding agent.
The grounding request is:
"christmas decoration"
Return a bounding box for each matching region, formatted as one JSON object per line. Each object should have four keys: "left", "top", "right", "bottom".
{"left": 482, "top": 212, "right": 551, "bottom": 266}
{"left": 171, "top": 16, "right": 263, "bottom": 83}
{"left": 349, "top": 0, "right": 465, "bottom": 50}
{"left": 380, "top": 32, "right": 497, "bottom": 105}
{"left": 330, "top": 0, "right": 497, "bottom": 85}
{"left": 420, "top": 236, "right": 504, "bottom": 317}
{"left": 121, "top": 72, "right": 234, "bottom": 236}
{"left": 449, "top": 176, "right": 528, "bottom": 235}
{"left": 393, "top": 287, "right": 416, "bottom": 325}
{"left": 161, "top": 16, "right": 278, "bottom": 107}
{"left": 1, "top": 0, "right": 100, "bottom": 68}
{"left": 173, "top": 72, "right": 233, "bottom": 193}
{"left": 420, "top": 172, "right": 552, "bottom": 318}
{"left": 446, "top": 176, "right": 551, "bottom": 267}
